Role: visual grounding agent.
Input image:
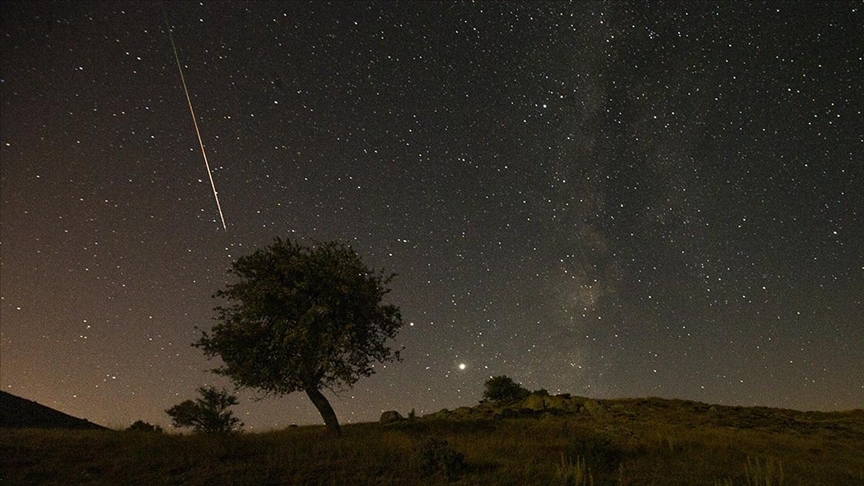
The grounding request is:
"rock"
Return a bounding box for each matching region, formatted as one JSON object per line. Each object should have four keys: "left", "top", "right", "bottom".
{"left": 583, "top": 399, "right": 610, "bottom": 418}
{"left": 423, "top": 408, "right": 451, "bottom": 420}
{"left": 564, "top": 397, "right": 586, "bottom": 413}
{"left": 379, "top": 410, "right": 404, "bottom": 424}
{"left": 523, "top": 394, "right": 546, "bottom": 411}
{"left": 544, "top": 395, "right": 568, "bottom": 411}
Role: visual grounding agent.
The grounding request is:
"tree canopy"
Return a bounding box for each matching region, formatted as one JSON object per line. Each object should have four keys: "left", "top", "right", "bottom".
{"left": 482, "top": 375, "right": 530, "bottom": 403}
{"left": 195, "top": 238, "right": 404, "bottom": 435}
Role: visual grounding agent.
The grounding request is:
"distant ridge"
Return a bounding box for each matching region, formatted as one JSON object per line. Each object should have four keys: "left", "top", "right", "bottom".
{"left": 0, "top": 391, "right": 107, "bottom": 430}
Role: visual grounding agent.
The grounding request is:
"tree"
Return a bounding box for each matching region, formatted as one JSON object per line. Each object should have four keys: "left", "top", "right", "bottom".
{"left": 126, "top": 420, "right": 163, "bottom": 433}
{"left": 482, "top": 375, "right": 530, "bottom": 403}
{"left": 165, "top": 386, "right": 242, "bottom": 433}
{"left": 195, "top": 238, "right": 404, "bottom": 435}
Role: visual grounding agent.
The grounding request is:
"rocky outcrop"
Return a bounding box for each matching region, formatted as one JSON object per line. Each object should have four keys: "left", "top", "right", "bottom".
{"left": 582, "top": 399, "right": 610, "bottom": 418}
{"left": 517, "top": 394, "right": 593, "bottom": 414}
{"left": 416, "top": 393, "right": 617, "bottom": 421}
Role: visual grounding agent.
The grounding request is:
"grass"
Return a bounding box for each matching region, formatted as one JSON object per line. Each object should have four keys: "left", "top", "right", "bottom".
{"left": 556, "top": 453, "right": 593, "bottom": 486}
{"left": 2, "top": 398, "right": 863, "bottom": 485}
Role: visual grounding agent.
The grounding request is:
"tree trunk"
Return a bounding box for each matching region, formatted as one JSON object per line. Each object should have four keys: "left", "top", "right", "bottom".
{"left": 305, "top": 387, "right": 341, "bottom": 436}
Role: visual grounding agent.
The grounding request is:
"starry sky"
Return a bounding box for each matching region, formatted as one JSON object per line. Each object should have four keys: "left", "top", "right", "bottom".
{"left": 1, "top": 1, "right": 862, "bottom": 430}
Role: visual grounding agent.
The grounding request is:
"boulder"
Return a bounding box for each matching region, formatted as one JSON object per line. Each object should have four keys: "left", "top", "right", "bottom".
{"left": 583, "top": 399, "right": 610, "bottom": 418}
{"left": 544, "top": 395, "right": 568, "bottom": 411}
{"left": 379, "top": 410, "right": 404, "bottom": 424}
{"left": 423, "top": 408, "right": 451, "bottom": 420}
{"left": 563, "top": 396, "right": 586, "bottom": 412}
{"left": 523, "top": 394, "right": 546, "bottom": 411}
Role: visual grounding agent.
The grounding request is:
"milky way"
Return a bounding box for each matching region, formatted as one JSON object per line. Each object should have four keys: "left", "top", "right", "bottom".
{"left": 1, "top": 2, "right": 861, "bottom": 430}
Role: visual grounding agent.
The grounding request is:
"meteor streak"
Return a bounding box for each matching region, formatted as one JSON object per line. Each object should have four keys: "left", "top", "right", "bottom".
{"left": 163, "top": 12, "right": 227, "bottom": 230}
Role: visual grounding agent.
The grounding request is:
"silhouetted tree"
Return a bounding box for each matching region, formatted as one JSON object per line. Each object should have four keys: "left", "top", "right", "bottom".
{"left": 165, "top": 386, "right": 242, "bottom": 433}
{"left": 126, "top": 420, "right": 163, "bottom": 433}
{"left": 195, "top": 238, "right": 404, "bottom": 436}
{"left": 482, "top": 375, "right": 530, "bottom": 403}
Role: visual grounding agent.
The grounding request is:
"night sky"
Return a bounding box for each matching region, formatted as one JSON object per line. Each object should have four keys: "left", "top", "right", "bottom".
{"left": 2, "top": 1, "right": 862, "bottom": 430}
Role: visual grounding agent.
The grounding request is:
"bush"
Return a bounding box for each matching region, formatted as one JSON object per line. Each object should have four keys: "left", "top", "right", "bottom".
{"left": 482, "top": 375, "right": 531, "bottom": 403}
{"left": 165, "top": 386, "right": 242, "bottom": 433}
{"left": 126, "top": 420, "right": 163, "bottom": 433}
{"left": 415, "top": 438, "right": 465, "bottom": 480}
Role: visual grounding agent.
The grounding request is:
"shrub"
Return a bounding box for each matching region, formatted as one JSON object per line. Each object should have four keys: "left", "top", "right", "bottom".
{"left": 126, "top": 420, "right": 163, "bottom": 433}
{"left": 165, "top": 386, "right": 242, "bottom": 433}
{"left": 415, "top": 438, "right": 465, "bottom": 480}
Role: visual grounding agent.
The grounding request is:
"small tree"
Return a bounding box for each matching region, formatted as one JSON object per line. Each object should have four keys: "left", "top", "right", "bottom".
{"left": 483, "top": 375, "right": 530, "bottom": 403}
{"left": 165, "top": 386, "right": 242, "bottom": 433}
{"left": 195, "top": 238, "right": 404, "bottom": 436}
{"left": 126, "top": 420, "right": 163, "bottom": 433}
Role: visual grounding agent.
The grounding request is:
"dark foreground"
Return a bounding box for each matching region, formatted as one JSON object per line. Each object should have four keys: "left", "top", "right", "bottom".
{"left": 2, "top": 397, "right": 863, "bottom": 485}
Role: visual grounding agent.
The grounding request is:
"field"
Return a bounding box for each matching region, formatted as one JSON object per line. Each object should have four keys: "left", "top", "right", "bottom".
{"left": 2, "top": 397, "right": 863, "bottom": 485}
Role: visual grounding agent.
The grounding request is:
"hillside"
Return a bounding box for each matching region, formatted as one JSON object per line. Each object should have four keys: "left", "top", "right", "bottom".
{"left": 426, "top": 393, "right": 864, "bottom": 437}
{"left": 2, "top": 393, "right": 862, "bottom": 484}
{"left": 0, "top": 391, "right": 106, "bottom": 430}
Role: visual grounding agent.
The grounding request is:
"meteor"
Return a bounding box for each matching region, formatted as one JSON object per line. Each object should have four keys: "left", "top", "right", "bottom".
{"left": 163, "top": 11, "right": 227, "bottom": 230}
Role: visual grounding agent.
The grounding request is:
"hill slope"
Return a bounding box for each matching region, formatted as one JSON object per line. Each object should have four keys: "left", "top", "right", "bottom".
{"left": 0, "top": 391, "right": 106, "bottom": 430}
{"left": 1, "top": 394, "right": 863, "bottom": 484}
